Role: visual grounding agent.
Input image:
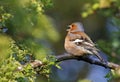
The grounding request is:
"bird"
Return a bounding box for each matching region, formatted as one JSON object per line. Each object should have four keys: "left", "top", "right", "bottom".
{"left": 64, "top": 22, "right": 104, "bottom": 62}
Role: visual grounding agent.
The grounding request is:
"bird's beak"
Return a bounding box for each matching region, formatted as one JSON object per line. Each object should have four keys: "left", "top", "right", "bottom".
{"left": 66, "top": 29, "right": 70, "bottom": 31}
{"left": 66, "top": 25, "right": 71, "bottom": 31}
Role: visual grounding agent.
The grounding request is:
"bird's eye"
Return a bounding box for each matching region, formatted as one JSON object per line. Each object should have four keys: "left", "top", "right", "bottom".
{"left": 70, "top": 24, "right": 77, "bottom": 30}
{"left": 71, "top": 24, "right": 75, "bottom": 27}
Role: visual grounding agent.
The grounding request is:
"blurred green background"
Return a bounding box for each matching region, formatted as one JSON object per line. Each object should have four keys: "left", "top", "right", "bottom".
{"left": 0, "top": 0, "right": 120, "bottom": 82}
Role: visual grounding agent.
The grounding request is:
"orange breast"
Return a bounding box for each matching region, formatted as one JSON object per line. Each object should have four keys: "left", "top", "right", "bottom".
{"left": 64, "top": 35, "right": 86, "bottom": 56}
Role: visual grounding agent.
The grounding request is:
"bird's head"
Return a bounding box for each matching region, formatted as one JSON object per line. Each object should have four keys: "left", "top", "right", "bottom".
{"left": 67, "top": 22, "right": 84, "bottom": 32}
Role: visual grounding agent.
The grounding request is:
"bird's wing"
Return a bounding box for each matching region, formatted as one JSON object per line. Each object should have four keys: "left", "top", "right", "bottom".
{"left": 68, "top": 32, "right": 103, "bottom": 61}
{"left": 69, "top": 32, "right": 98, "bottom": 51}
{"left": 72, "top": 37, "right": 102, "bottom": 59}
{"left": 72, "top": 38, "right": 95, "bottom": 47}
{"left": 69, "top": 31, "right": 95, "bottom": 44}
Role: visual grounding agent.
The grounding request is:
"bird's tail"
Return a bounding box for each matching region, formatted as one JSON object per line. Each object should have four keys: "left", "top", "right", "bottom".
{"left": 92, "top": 50, "right": 104, "bottom": 62}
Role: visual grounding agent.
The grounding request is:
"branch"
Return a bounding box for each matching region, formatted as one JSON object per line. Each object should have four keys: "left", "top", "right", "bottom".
{"left": 17, "top": 54, "right": 120, "bottom": 71}
{"left": 56, "top": 53, "right": 120, "bottom": 70}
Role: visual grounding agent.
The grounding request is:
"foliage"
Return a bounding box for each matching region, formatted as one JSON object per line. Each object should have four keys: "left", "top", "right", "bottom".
{"left": 0, "top": 34, "right": 12, "bottom": 62}
{"left": 0, "top": 39, "right": 36, "bottom": 82}
{"left": 0, "top": 0, "right": 60, "bottom": 60}
{"left": 0, "top": 0, "right": 120, "bottom": 82}
{"left": 35, "top": 55, "right": 61, "bottom": 78}
{"left": 81, "top": 0, "right": 120, "bottom": 81}
{"left": 0, "top": 38, "right": 60, "bottom": 82}
{"left": 0, "top": 0, "right": 60, "bottom": 82}
{"left": 78, "top": 79, "right": 91, "bottom": 82}
{"left": 81, "top": 0, "right": 120, "bottom": 61}
{"left": 81, "top": 0, "right": 117, "bottom": 18}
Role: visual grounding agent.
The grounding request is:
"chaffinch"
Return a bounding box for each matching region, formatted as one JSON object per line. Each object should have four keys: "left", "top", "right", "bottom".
{"left": 64, "top": 22, "right": 104, "bottom": 62}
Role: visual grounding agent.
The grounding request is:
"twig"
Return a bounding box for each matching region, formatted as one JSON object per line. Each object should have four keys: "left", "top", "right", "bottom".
{"left": 17, "top": 60, "right": 43, "bottom": 71}
{"left": 56, "top": 53, "right": 120, "bottom": 70}
{"left": 17, "top": 54, "right": 120, "bottom": 71}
